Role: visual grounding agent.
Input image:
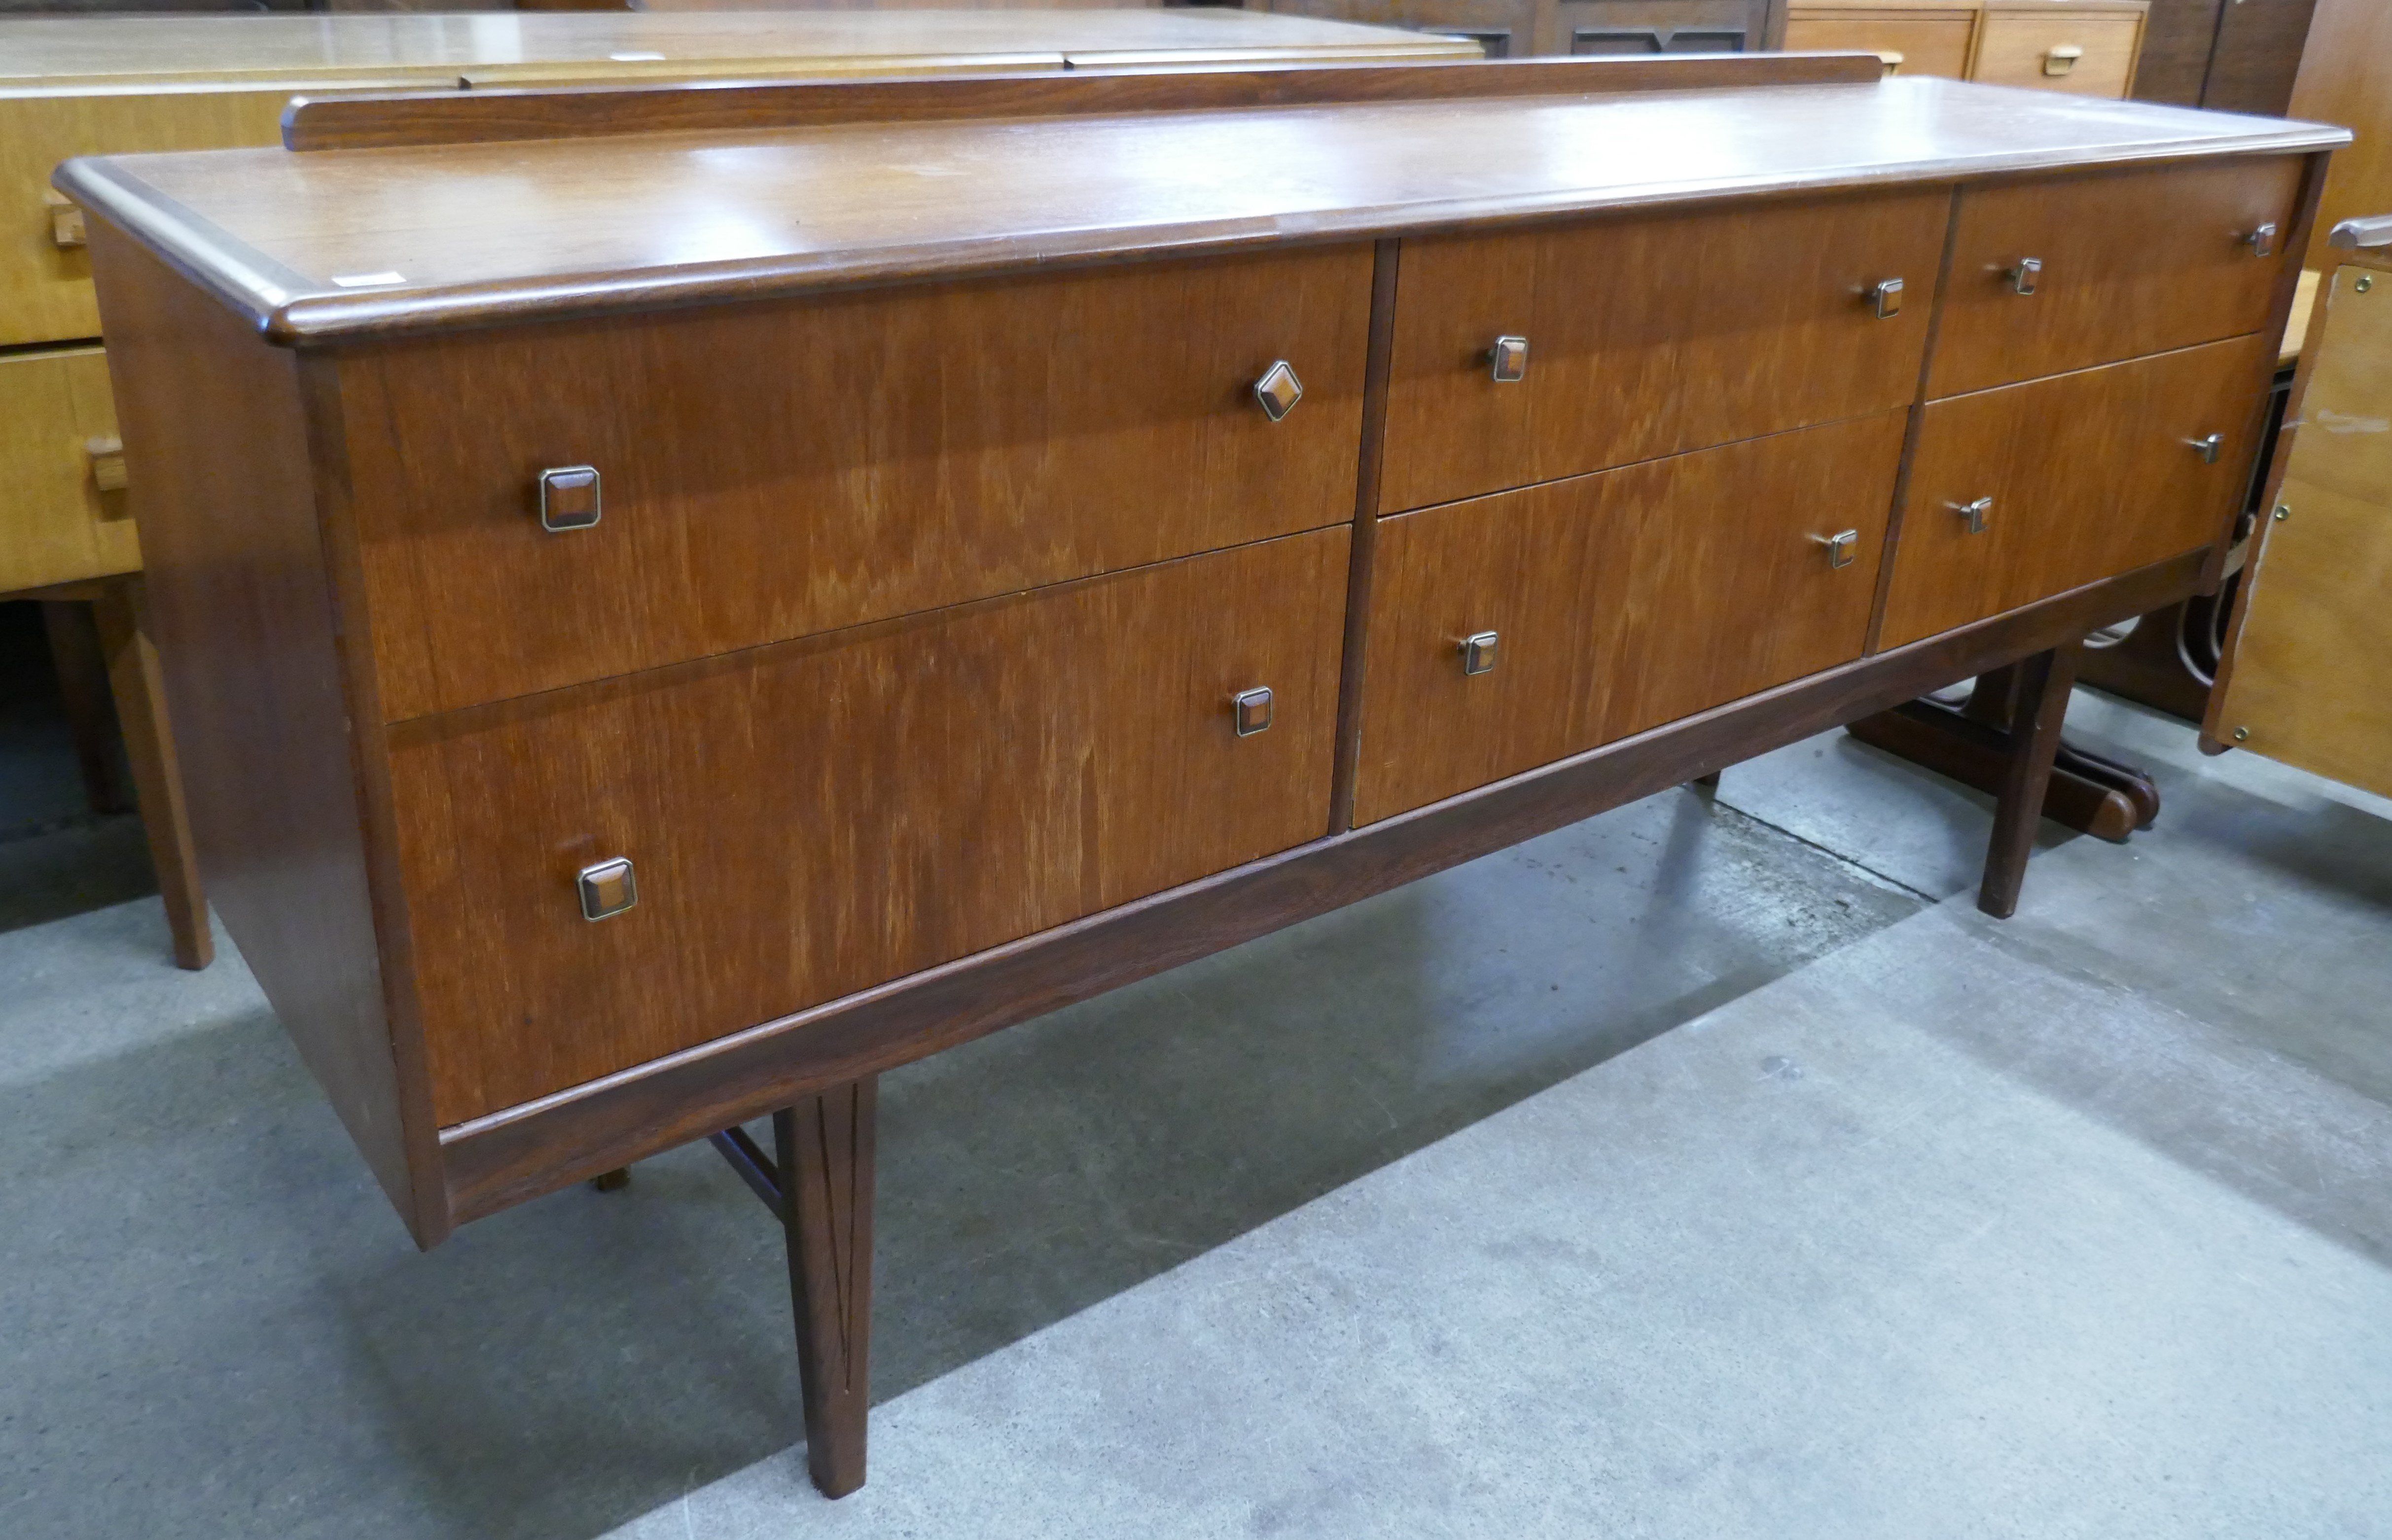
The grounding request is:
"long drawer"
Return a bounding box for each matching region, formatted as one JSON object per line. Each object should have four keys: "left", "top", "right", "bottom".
{"left": 1929, "top": 157, "right": 2301, "bottom": 399}
{"left": 1355, "top": 410, "right": 1907, "bottom": 824}
{"left": 389, "top": 527, "right": 1351, "bottom": 1123}
{"left": 1882, "top": 333, "right": 2272, "bottom": 649}
{"left": 0, "top": 343, "right": 138, "bottom": 593}
{"left": 340, "top": 246, "right": 1374, "bottom": 721}
{"left": 1377, "top": 189, "right": 1944, "bottom": 513}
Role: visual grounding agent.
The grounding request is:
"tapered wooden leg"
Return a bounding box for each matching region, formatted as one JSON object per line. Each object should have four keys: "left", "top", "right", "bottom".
{"left": 39, "top": 600, "right": 133, "bottom": 815}
{"left": 88, "top": 576, "right": 212, "bottom": 970}
{"left": 1977, "top": 641, "right": 2082, "bottom": 920}
{"left": 775, "top": 1076, "right": 878, "bottom": 1499}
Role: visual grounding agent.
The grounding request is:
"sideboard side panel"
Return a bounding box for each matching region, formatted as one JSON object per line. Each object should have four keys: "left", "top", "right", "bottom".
{"left": 84, "top": 225, "right": 445, "bottom": 1246}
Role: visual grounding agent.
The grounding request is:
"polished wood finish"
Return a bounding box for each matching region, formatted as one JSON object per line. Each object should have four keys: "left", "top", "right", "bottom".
{"left": 2127, "top": 0, "right": 2221, "bottom": 103}
{"left": 1379, "top": 190, "right": 1943, "bottom": 510}
{"left": 86, "top": 227, "right": 446, "bottom": 1243}
{"left": 2201, "top": 0, "right": 2318, "bottom": 116}
{"left": 1976, "top": 639, "right": 2081, "bottom": 917}
{"left": 1784, "top": 3, "right": 1979, "bottom": 76}
{"left": 1886, "top": 333, "right": 2274, "bottom": 646}
{"left": 1357, "top": 411, "right": 1906, "bottom": 822}
{"left": 0, "top": 346, "right": 136, "bottom": 591}
{"left": 2287, "top": 0, "right": 2392, "bottom": 272}
{"left": 390, "top": 528, "right": 1350, "bottom": 1121}
{"left": 1971, "top": 1, "right": 2146, "bottom": 98}
{"left": 1929, "top": 157, "right": 2302, "bottom": 399}
{"left": 59, "top": 73, "right": 2335, "bottom": 348}
{"left": 2207, "top": 256, "right": 2392, "bottom": 797}
{"left": 1328, "top": 240, "right": 1404, "bottom": 835}
{"left": 778, "top": 1079, "right": 878, "bottom": 1500}
{"left": 342, "top": 247, "right": 1370, "bottom": 720}
{"left": 90, "top": 576, "right": 213, "bottom": 971}
{"left": 442, "top": 546, "right": 2214, "bottom": 1223}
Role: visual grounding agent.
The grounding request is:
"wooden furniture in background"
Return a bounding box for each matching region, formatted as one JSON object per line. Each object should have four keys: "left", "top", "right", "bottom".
{"left": 62, "top": 56, "right": 2334, "bottom": 1496}
{"left": 1781, "top": 0, "right": 2145, "bottom": 91}
{"left": 0, "top": 10, "right": 1469, "bottom": 969}
{"left": 2132, "top": 0, "right": 2315, "bottom": 113}
{"left": 1246, "top": 0, "right": 1783, "bottom": 59}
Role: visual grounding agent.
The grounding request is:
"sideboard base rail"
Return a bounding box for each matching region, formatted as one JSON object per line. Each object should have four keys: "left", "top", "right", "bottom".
{"left": 437, "top": 547, "right": 2208, "bottom": 1226}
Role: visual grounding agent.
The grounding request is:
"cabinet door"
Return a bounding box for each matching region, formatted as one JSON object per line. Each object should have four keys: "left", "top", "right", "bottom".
{"left": 1929, "top": 157, "right": 2303, "bottom": 398}
{"left": 391, "top": 527, "right": 1351, "bottom": 1123}
{"left": 1381, "top": 189, "right": 1944, "bottom": 513}
{"left": 1356, "top": 411, "right": 1906, "bottom": 824}
{"left": 1883, "top": 334, "right": 2272, "bottom": 649}
{"left": 2207, "top": 262, "right": 2392, "bottom": 798}
{"left": 0, "top": 344, "right": 138, "bottom": 592}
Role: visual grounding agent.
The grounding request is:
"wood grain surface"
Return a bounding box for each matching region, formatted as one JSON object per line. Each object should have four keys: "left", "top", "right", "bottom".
{"left": 1784, "top": 7, "right": 1980, "bottom": 77}
{"left": 0, "top": 344, "right": 138, "bottom": 591}
{"left": 1357, "top": 410, "right": 1907, "bottom": 823}
{"left": 2197, "top": 0, "right": 2317, "bottom": 116}
{"left": 437, "top": 547, "right": 2210, "bottom": 1221}
{"left": 1378, "top": 189, "right": 1942, "bottom": 510}
{"left": 2287, "top": 0, "right": 2392, "bottom": 270}
{"left": 1929, "top": 155, "right": 2302, "bottom": 397}
{"left": 1884, "top": 332, "right": 2273, "bottom": 647}
{"left": 342, "top": 246, "right": 1370, "bottom": 721}
{"left": 389, "top": 527, "right": 1350, "bottom": 1123}
{"left": 83, "top": 224, "right": 446, "bottom": 1244}
{"left": 54, "top": 74, "right": 2342, "bottom": 347}
{"left": 1969, "top": 3, "right": 2145, "bottom": 98}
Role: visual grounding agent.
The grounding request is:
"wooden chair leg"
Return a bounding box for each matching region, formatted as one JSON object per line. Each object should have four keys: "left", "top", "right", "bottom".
{"left": 38, "top": 599, "right": 132, "bottom": 815}
{"left": 1978, "top": 640, "right": 2082, "bottom": 920}
{"left": 89, "top": 576, "right": 212, "bottom": 969}
{"left": 776, "top": 1076, "right": 878, "bottom": 1499}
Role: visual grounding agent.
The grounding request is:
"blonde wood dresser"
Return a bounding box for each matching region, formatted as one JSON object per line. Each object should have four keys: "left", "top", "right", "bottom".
{"left": 60, "top": 54, "right": 2339, "bottom": 1496}
{"left": 2, "top": 9, "right": 1472, "bottom": 970}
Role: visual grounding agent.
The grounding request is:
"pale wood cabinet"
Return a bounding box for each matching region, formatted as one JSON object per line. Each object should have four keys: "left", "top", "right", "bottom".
{"left": 62, "top": 55, "right": 2337, "bottom": 1500}
{"left": 1781, "top": 0, "right": 2147, "bottom": 91}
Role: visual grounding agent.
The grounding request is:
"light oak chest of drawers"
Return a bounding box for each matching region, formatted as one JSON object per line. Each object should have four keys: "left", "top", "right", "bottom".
{"left": 62, "top": 54, "right": 2340, "bottom": 1497}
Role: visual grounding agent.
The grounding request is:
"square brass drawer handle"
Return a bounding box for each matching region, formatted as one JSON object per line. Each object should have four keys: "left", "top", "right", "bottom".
{"left": 1459, "top": 631, "right": 1499, "bottom": 674}
{"left": 539, "top": 465, "right": 602, "bottom": 532}
{"left": 577, "top": 858, "right": 638, "bottom": 921}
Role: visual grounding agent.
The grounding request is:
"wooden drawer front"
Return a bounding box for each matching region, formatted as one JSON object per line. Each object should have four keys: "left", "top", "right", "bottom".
{"left": 1883, "top": 333, "right": 2271, "bottom": 649}
{"left": 1929, "top": 157, "right": 2302, "bottom": 400}
{"left": 1355, "top": 411, "right": 1906, "bottom": 824}
{"left": 1, "top": 89, "right": 304, "bottom": 349}
{"left": 1971, "top": 8, "right": 2143, "bottom": 98}
{"left": 1782, "top": 12, "right": 1977, "bottom": 77}
{"left": 391, "top": 528, "right": 1351, "bottom": 1122}
{"left": 342, "top": 245, "right": 1373, "bottom": 721}
{"left": 0, "top": 344, "right": 139, "bottom": 593}
{"left": 1379, "top": 190, "right": 1944, "bottom": 514}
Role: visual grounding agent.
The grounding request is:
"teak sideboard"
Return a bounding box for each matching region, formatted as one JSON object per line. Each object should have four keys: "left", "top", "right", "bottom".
{"left": 59, "top": 55, "right": 2341, "bottom": 1497}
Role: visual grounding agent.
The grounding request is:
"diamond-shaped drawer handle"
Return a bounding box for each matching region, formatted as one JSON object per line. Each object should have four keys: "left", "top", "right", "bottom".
{"left": 1253, "top": 361, "right": 1303, "bottom": 423}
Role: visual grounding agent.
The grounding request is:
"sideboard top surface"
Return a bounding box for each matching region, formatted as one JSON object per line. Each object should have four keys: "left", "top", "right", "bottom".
{"left": 58, "top": 68, "right": 2345, "bottom": 346}
{"left": 0, "top": 10, "right": 1466, "bottom": 91}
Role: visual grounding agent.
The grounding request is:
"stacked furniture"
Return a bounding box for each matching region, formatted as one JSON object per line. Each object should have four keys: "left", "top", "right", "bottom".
{"left": 61, "top": 53, "right": 2336, "bottom": 1497}
{"left": 0, "top": 10, "right": 1471, "bottom": 970}
{"left": 1780, "top": 0, "right": 2147, "bottom": 92}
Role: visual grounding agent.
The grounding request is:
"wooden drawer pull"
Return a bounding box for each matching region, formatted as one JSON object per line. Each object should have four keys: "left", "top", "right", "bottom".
{"left": 1949, "top": 496, "right": 1993, "bottom": 535}
{"left": 2007, "top": 258, "right": 2043, "bottom": 296}
{"left": 1489, "top": 336, "right": 1529, "bottom": 383}
{"left": 2043, "top": 44, "right": 2082, "bottom": 77}
{"left": 1252, "top": 360, "right": 1303, "bottom": 422}
{"left": 1458, "top": 630, "right": 1499, "bottom": 674}
{"left": 1810, "top": 529, "right": 1859, "bottom": 568}
{"left": 86, "top": 435, "right": 127, "bottom": 493}
{"left": 1869, "top": 278, "right": 1905, "bottom": 321}
{"left": 1875, "top": 51, "right": 1904, "bottom": 77}
{"left": 576, "top": 857, "right": 638, "bottom": 921}
{"left": 1231, "top": 686, "right": 1275, "bottom": 736}
{"left": 538, "top": 465, "right": 602, "bottom": 532}
{"left": 43, "top": 190, "right": 85, "bottom": 250}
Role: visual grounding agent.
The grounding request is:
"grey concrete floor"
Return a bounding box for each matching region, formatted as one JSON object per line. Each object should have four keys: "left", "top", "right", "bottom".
{"left": 1, "top": 665, "right": 2387, "bottom": 1539}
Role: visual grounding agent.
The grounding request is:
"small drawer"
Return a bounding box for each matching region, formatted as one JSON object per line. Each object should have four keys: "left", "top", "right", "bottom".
{"left": 0, "top": 344, "right": 140, "bottom": 593}
{"left": 1378, "top": 188, "right": 1946, "bottom": 514}
{"left": 1882, "top": 333, "right": 2273, "bottom": 649}
{"left": 1970, "top": 4, "right": 2145, "bottom": 98}
{"left": 388, "top": 527, "right": 1352, "bottom": 1123}
{"left": 1782, "top": 8, "right": 1978, "bottom": 77}
{"left": 339, "top": 245, "right": 1375, "bottom": 721}
{"left": 1355, "top": 410, "right": 1907, "bottom": 824}
{"left": 1929, "top": 156, "right": 2303, "bottom": 399}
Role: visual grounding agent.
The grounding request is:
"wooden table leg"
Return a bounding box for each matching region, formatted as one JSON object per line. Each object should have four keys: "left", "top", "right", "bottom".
{"left": 89, "top": 575, "right": 212, "bottom": 970}
{"left": 1978, "top": 641, "right": 2082, "bottom": 920}
{"left": 776, "top": 1076, "right": 878, "bottom": 1499}
{"left": 38, "top": 600, "right": 134, "bottom": 816}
